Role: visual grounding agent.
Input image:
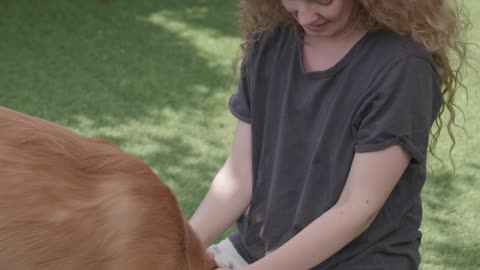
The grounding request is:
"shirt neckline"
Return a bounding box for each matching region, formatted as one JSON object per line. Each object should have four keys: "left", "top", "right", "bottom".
{"left": 297, "top": 31, "right": 372, "bottom": 79}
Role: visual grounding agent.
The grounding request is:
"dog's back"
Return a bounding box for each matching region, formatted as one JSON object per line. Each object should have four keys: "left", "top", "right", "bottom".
{"left": 0, "top": 107, "right": 213, "bottom": 270}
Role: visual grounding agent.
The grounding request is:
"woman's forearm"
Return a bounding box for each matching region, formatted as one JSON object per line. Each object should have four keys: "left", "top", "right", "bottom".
{"left": 189, "top": 167, "right": 252, "bottom": 247}
{"left": 247, "top": 202, "right": 375, "bottom": 270}
{"left": 191, "top": 121, "right": 253, "bottom": 247}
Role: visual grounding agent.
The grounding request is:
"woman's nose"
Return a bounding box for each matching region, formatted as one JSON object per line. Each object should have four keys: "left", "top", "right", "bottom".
{"left": 296, "top": 4, "right": 320, "bottom": 25}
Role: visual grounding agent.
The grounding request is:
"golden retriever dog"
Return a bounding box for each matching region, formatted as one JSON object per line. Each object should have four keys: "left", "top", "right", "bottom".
{"left": 0, "top": 107, "right": 216, "bottom": 270}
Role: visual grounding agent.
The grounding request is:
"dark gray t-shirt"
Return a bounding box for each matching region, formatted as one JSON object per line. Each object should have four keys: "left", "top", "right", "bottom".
{"left": 228, "top": 26, "right": 442, "bottom": 269}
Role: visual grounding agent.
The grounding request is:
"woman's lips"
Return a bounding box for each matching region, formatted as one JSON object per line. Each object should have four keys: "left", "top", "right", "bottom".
{"left": 304, "top": 21, "right": 329, "bottom": 32}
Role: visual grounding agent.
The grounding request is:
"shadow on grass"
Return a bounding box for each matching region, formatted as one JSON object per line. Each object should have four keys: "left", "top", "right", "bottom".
{"left": 114, "top": 0, "right": 240, "bottom": 38}
{"left": 1, "top": 0, "right": 237, "bottom": 123}
{"left": 421, "top": 166, "right": 480, "bottom": 269}
{"left": 424, "top": 240, "right": 480, "bottom": 270}
{"left": 0, "top": 0, "right": 240, "bottom": 215}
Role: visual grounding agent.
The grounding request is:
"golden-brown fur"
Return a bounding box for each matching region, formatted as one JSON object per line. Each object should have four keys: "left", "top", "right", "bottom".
{"left": 0, "top": 106, "right": 215, "bottom": 270}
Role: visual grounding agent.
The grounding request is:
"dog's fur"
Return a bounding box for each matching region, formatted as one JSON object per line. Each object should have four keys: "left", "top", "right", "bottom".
{"left": 0, "top": 107, "right": 215, "bottom": 270}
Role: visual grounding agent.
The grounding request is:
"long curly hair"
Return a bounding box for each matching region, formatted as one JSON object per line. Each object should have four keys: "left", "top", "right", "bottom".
{"left": 236, "top": 0, "right": 474, "bottom": 168}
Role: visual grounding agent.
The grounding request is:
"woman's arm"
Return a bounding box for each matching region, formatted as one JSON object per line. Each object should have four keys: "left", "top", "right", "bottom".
{"left": 246, "top": 145, "right": 411, "bottom": 270}
{"left": 190, "top": 120, "right": 253, "bottom": 247}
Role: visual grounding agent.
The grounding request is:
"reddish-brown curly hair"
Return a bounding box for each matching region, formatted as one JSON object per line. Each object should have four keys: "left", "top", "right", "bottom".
{"left": 236, "top": 0, "right": 474, "bottom": 167}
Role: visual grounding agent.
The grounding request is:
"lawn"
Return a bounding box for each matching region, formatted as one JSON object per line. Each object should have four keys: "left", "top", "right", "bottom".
{"left": 0, "top": 0, "right": 478, "bottom": 269}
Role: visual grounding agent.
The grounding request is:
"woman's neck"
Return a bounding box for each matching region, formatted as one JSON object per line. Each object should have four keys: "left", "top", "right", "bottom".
{"left": 302, "top": 25, "right": 367, "bottom": 72}
{"left": 304, "top": 23, "right": 367, "bottom": 50}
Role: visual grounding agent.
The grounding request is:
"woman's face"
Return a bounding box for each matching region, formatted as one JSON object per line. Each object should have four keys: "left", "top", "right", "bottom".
{"left": 281, "top": 0, "right": 357, "bottom": 38}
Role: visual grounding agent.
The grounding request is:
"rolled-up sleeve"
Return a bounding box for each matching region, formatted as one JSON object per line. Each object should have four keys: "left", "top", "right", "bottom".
{"left": 352, "top": 55, "right": 443, "bottom": 164}
{"left": 229, "top": 63, "right": 251, "bottom": 124}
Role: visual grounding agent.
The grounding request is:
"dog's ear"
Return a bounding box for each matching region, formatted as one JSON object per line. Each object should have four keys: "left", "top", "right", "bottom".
{"left": 205, "top": 249, "right": 218, "bottom": 270}
{"left": 182, "top": 219, "right": 217, "bottom": 270}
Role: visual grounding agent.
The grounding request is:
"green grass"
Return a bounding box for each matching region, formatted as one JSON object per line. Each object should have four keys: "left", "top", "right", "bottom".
{"left": 0, "top": 0, "right": 479, "bottom": 269}
{"left": 0, "top": 0, "right": 241, "bottom": 217}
